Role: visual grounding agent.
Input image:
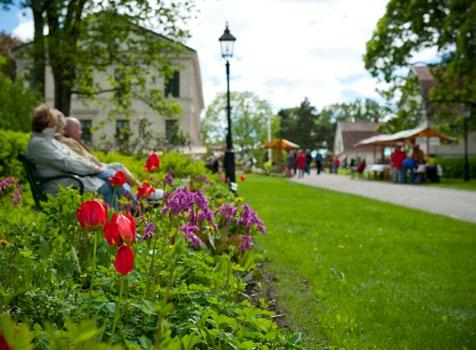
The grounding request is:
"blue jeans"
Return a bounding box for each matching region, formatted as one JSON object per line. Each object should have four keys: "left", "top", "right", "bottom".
{"left": 392, "top": 168, "right": 401, "bottom": 183}
{"left": 96, "top": 165, "right": 132, "bottom": 210}
{"left": 401, "top": 166, "right": 414, "bottom": 184}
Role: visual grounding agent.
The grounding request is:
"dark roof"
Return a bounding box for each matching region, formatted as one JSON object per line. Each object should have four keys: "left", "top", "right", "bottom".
{"left": 342, "top": 130, "right": 379, "bottom": 151}
{"left": 411, "top": 66, "right": 438, "bottom": 102}
{"left": 337, "top": 121, "right": 380, "bottom": 151}
{"left": 339, "top": 121, "right": 379, "bottom": 132}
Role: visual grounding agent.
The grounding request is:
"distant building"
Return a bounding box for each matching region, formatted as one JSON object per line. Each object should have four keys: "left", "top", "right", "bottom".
{"left": 334, "top": 121, "right": 381, "bottom": 163}
{"left": 14, "top": 32, "right": 204, "bottom": 150}
{"left": 411, "top": 66, "right": 476, "bottom": 157}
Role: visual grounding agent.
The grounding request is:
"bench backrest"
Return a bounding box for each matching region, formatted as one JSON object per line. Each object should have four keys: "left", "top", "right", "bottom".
{"left": 17, "top": 153, "right": 47, "bottom": 209}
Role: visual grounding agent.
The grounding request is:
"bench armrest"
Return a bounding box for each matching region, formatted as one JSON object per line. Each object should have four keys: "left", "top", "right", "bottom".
{"left": 38, "top": 175, "right": 85, "bottom": 195}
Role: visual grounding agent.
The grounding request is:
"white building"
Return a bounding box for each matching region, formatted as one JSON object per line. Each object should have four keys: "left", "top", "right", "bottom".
{"left": 14, "top": 34, "right": 204, "bottom": 150}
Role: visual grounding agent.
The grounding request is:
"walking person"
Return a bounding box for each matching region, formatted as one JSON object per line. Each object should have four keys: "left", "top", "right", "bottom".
{"left": 390, "top": 145, "right": 405, "bottom": 183}
{"left": 305, "top": 149, "right": 312, "bottom": 175}
{"left": 296, "top": 150, "right": 306, "bottom": 178}
{"left": 315, "top": 152, "right": 323, "bottom": 175}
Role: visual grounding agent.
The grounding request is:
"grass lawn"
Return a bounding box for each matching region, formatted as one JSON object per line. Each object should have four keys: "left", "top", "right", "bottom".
{"left": 428, "top": 178, "right": 476, "bottom": 191}
{"left": 239, "top": 174, "right": 476, "bottom": 349}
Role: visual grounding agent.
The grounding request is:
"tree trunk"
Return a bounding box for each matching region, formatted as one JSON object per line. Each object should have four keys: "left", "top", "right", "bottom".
{"left": 31, "top": 0, "right": 45, "bottom": 98}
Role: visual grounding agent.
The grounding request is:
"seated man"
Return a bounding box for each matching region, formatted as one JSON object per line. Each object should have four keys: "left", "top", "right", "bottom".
{"left": 56, "top": 116, "right": 140, "bottom": 188}
{"left": 350, "top": 159, "right": 366, "bottom": 179}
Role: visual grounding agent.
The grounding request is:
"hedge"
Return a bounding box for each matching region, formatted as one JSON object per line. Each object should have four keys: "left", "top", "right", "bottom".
{"left": 431, "top": 156, "right": 476, "bottom": 179}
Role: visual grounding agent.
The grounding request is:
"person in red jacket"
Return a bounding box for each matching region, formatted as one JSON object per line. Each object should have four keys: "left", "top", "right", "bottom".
{"left": 390, "top": 145, "right": 406, "bottom": 183}
{"left": 296, "top": 150, "right": 306, "bottom": 178}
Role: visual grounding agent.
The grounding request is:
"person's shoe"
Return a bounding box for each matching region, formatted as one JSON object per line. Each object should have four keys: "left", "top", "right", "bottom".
{"left": 150, "top": 189, "right": 164, "bottom": 200}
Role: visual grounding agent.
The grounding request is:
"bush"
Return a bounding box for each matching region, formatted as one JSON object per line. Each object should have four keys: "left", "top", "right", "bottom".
{"left": 0, "top": 129, "right": 29, "bottom": 178}
{"left": 0, "top": 64, "right": 40, "bottom": 132}
{"left": 431, "top": 156, "right": 476, "bottom": 178}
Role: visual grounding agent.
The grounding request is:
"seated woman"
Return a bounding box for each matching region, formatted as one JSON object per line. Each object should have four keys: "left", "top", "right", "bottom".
{"left": 27, "top": 104, "right": 159, "bottom": 209}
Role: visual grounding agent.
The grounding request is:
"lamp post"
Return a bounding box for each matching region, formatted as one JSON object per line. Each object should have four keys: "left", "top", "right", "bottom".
{"left": 462, "top": 106, "right": 471, "bottom": 182}
{"left": 219, "top": 24, "right": 237, "bottom": 190}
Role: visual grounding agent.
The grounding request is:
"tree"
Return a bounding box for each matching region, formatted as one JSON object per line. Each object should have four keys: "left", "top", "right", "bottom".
{"left": 0, "top": 32, "right": 23, "bottom": 79}
{"left": 320, "top": 98, "right": 388, "bottom": 123}
{"left": 0, "top": 57, "right": 41, "bottom": 132}
{"left": 1, "top": 0, "right": 195, "bottom": 116}
{"left": 278, "top": 97, "right": 319, "bottom": 150}
{"left": 201, "top": 91, "right": 276, "bottom": 154}
{"left": 364, "top": 0, "right": 476, "bottom": 112}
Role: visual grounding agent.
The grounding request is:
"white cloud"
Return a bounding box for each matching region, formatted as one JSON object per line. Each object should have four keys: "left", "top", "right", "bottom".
{"left": 186, "top": 0, "right": 390, "bottom": 112}
{"left": 12, "top": 11, "right": 33, "bottom": 41}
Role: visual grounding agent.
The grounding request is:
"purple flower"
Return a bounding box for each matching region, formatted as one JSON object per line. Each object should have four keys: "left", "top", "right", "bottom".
{"left": 237, "top": 204, "right": 266, "bottom": 234}
{"left": 0, "top": 176, "right": 23, "bottom": 205}
{"left": 162, "top": 188, "right": 195, "bottom": 216}
{"left": 143, "top": 222, "right": 156, "bottom": 240}
{"left": 179, "top": 224, "right": 202, "bottom": 247}
{"left": 217, "top": 203, "right": 237, "bottom": 223}
{"left": 239, "top": 234, "right": 253, "bottom": 252}
{"left": 164, "top": 172, "right": 174, "bottom": 186}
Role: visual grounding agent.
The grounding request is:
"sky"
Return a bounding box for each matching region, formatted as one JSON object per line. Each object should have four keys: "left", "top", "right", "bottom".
{"left": 0, "top": 0, "right": 437, "bottom": 113}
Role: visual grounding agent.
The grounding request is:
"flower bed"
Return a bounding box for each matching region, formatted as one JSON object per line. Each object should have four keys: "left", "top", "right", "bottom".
{"left": 0, "top": 153, "right": 302, "bottom": 349}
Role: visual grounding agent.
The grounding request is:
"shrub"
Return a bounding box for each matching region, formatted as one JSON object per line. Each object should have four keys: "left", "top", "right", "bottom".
{"left": 0, "top": 129, "right": 29, "bottom": 179}
{"left": 0, "top": 65, "right": 40, "bottom": 133}
{"left": 431, "top": 156, "right": 476, "bottom": 178}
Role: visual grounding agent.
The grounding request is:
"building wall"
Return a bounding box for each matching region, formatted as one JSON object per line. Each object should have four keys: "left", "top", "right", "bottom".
{"left": 16, "top": 47, "right": 204, "bottom": 149}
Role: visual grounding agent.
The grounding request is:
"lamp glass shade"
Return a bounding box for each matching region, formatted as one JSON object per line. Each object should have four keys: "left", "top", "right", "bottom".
{"left": 219, "top": 25, "right": 236, "bottom": 59}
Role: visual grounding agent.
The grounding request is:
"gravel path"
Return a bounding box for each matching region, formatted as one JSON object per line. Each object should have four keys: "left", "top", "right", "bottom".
{"left": 290, "top": 174, "right": 476, "bottom": 224}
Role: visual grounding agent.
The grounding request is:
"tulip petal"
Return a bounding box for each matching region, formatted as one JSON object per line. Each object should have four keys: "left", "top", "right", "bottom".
{"left": 104, "top": 220, "right": 122, "bottom": 246}
{"left": 114, "top": 245, "right": 134, "bottom": 275}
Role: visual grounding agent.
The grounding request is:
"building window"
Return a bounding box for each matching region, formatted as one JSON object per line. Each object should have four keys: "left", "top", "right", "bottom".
{"left": 165, "top": 71, "right": 180, "bottom": 97}
{"left": 165, "top": 119, "right": 179, "bottom": 143}
{"left": 116, "top": 119, "right": 130, "bottom": 145}
{"left": 81, "top": 119, "right": 93, "bottom": 145}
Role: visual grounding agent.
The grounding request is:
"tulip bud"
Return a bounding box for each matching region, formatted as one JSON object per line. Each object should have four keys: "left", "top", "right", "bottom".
{"left": 114, "top": 245, "right": 134, "bottom": 275}
{"left": 76, "top": 199, "right": 108, "bottom": 230}
{"left": 145, "top": 153, "right": 160, "bottom": 172}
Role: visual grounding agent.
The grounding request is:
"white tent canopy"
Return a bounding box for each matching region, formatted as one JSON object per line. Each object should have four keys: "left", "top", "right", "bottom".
{"left": 353, "top": 126, "right": 456, "bottom": 148}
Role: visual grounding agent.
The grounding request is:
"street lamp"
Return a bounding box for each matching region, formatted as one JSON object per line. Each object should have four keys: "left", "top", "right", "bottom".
{"left": 219, "top": 23, "right": 237, "bottom": 191}
{"left": 462, "top": 106, "right": 472, "bottom": 182}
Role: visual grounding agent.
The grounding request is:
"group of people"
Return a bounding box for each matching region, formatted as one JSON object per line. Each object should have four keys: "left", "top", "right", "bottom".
{"left": 390, "top": 144, "right": 427, "bottom": 184}
{"left": 27, "top": 104, "right": 162, "bottom": 209}
{"left": 284, "top": 149, "right": 323, "bottom": 178}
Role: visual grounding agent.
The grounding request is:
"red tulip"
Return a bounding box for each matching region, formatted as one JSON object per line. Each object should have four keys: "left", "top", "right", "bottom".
{"left": 137, "top": 181, "right": 155, "bottom": 198}
{"left": 240, "top": 175, "right": 246, "bottom": 182}
{"left": 76, "top": 199, "right": 108, "bottom": 230}
{"left": 103, "top": 213, "right": 136, "bottom": 246}
{"left": 0, "top": 334, "right": 13, "bottom": 350}
{"left": 114, "top": 245, "right": 134, "bottom": 275}
{"left": 108, "top": 170, "right": 127, "bottom": 187}
{"left": 145, "top": 153, "right": 160, "bottom": 172}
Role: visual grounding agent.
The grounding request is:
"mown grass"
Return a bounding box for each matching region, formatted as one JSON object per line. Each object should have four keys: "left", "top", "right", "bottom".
{"left": 428, "top": 178, "right": 476, "bottom": 191}
{"left": 239, "top": 174, "right": 476, "bottom": 349}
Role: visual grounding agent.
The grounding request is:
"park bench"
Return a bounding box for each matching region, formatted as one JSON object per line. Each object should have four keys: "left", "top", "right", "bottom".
{"left": 18, "top": 153, "right": 84, "bottom": 210}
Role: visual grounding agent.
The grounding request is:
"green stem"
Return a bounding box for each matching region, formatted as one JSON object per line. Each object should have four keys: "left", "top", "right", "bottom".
{"left": 91, "top": 230, "right": 97, "bottom": 290}
{"left": 146, "top": 236, "right": 158, "bottom": 299}
{"left": 110, "top": 276, "right": 125, "bottom": 343}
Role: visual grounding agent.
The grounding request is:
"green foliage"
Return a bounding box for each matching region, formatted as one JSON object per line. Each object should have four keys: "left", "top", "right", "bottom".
{"left": 364, "top": 0, "right": 476, "bottom": 128}
{"left": 0, "top": 66, "right": 40, "bottom": 132}
{"left": 0, "top": 171, "right": 300, "bottom": 348}
{"left": 160, "top": 152, "right": 209, "bottom": 179}
{"left": 201, "top": 91, "right": 276, "bottom": 156}
{"left": 431, "top": 156, "right": 476, "bottom": 179}
{"left": 0, "top": 128, "right": 30, "bottom": 178}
